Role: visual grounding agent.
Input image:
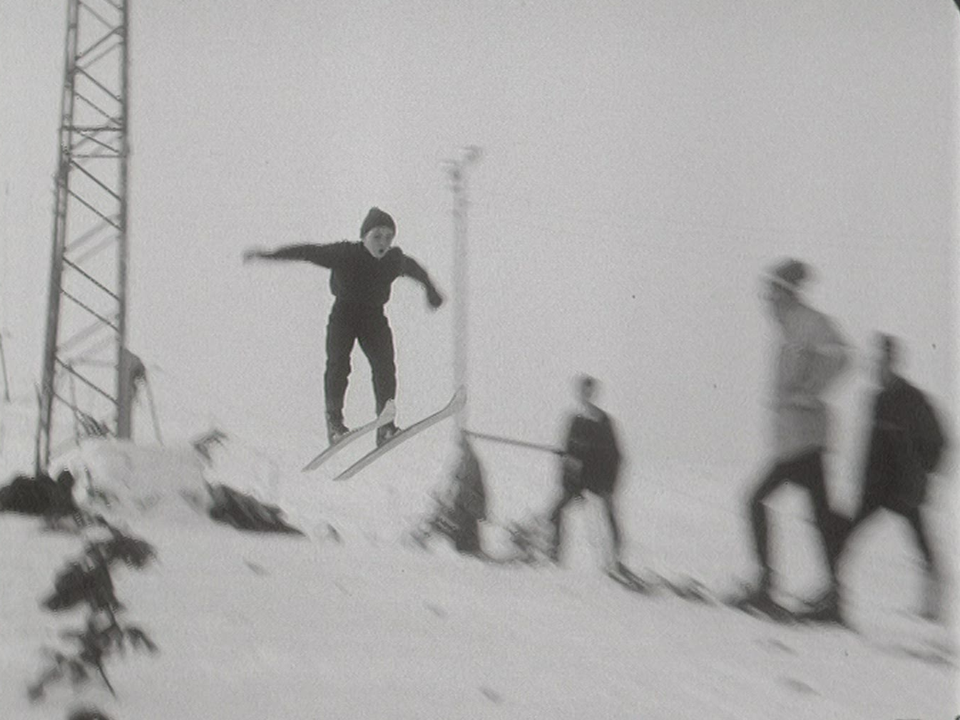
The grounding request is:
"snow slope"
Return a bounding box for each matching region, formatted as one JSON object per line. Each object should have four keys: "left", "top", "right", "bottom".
{"left": 0, "top": 423, "right": 956, "bottom": 720}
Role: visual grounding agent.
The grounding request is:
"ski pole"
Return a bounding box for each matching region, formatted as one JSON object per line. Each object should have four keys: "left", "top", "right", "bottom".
{"left": 0, "top": 332, "right": 9, "bottom": 402}
{"left": 463, "top": 429, "right": 564, "bottom": 456}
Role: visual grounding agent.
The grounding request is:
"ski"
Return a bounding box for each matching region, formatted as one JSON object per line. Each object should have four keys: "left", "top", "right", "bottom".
{"left": 718, "top": 582, "right": 851, "bottom": 628}
{"left": 719, "top": 583, "right": 833, "bottom": 626}
{"left": 723, "top": 596, "right": 802, "bottom": 625}
{"left": 302, "top": 400, "right": 397, "bottom": 472}
{"left": 332, "top": 387, "right": 466, "bottom": 482}
{"left": 646, "top": 572, "right": 717, "bottom": 604}
{"left": 607, "top": 564, "right": 652, "bottom": 595}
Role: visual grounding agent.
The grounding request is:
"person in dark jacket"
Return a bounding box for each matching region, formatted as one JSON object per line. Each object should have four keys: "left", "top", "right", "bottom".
{"left": 547, "top": 374, "right": 624, "bottom": 571}
{"left": 837, "top": 334, "right": 948, "bottom": 620}
{"left": 244, "top": 207, "right": 444, "bottom": 446}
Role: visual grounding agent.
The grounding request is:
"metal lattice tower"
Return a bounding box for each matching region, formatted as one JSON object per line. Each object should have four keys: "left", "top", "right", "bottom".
{"left": 37, "top": 0, "right": 132, "bottom": 471}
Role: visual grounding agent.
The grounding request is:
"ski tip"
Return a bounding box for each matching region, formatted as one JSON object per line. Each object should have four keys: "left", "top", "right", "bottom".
{"left": 302, "top": 457, "right": 326, "bottom": 472}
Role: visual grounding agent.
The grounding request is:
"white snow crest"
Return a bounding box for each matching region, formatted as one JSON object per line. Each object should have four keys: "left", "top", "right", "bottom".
{"left": 55, "top": 439, "right": 212, "bottom": 523}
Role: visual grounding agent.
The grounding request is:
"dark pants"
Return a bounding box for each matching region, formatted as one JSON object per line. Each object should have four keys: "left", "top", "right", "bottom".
{"left": 840, "top": 491, "right": 938, "bottom": 581}
{"left": 549, "top": 486, "right": 622, "bottom": 565}
{"left": 324, "top": 304, "right": 396, "bottom": 422}
{"left": 748, "top": 451, "right": 843, "bottom": 591}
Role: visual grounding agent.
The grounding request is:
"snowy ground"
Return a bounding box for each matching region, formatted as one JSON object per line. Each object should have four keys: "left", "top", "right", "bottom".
{"left": 0, "top": 411, "right": 957, "bottom": 719}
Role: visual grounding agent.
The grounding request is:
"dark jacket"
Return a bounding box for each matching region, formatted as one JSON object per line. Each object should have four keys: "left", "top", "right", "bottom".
{"left": 563, "top": 410, "right": 622, "bottom": 495}
{"left": 863, "top": 375, "right": 946, "bottom": 511}
{"left": 263, "top": 242, "right": 434, "bottom": 308}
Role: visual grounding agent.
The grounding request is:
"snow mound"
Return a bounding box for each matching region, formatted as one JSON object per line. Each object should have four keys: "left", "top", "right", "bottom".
{"left": 54, "top": 439, "right": 211, "bottom": 524}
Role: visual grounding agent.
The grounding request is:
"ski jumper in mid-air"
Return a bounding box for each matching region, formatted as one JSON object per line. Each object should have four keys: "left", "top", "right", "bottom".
{"left": 243, "top": 207, "right": 445, "bottom": 447}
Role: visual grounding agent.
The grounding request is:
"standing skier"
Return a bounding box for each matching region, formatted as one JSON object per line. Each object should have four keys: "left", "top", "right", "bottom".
{"left": 735, "top": 259, "right": 850, "bottom": 621}
{"left": 243, "top": 207, "right": 444, "bottom": 446}
{"left": 836, "top": 334, "right": 948, "bottom": 620}
{"left": 547, "top": 374, "right": 625, "bottom": 572}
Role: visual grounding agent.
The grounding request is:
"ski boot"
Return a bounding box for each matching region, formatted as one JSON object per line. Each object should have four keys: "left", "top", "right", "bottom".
{"left": 607, "top": 561, "right": 649, "bottom": 593}
{"left": 376, "top": 422, "right": 399, "bottom": 448}
{"left": 326, "top": 411, "right": 350, "bottom": 446}
{"left": 798, "top": 586, "right": 845, "bottom": 626}
{"left": 726, "top": 578, "right": 794, "bottom": 622}
{"left": 729, "top": 584, "right": 772, "bottom": 610}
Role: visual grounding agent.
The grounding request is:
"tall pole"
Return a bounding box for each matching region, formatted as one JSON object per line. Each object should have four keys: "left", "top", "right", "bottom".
{"left": 0, "top": 333, "right": 9, "bottom": 402}
{"left": 116, "top": 0, "right": 133, "bottom": 440}
{"left": 37, "top": 0, "right": 133, "bottom": 471}
{"left": 445, "top": 146, "right": 481, "bottom": 429}
{"left": 38, "top": 0, "right": 81, "bottom": 472}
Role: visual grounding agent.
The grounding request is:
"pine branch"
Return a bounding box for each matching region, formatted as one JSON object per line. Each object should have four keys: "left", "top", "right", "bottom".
{"left": 95, "top": 661, "right": 116, "bottom": 697}
{"left": 30, "top": 522, "right": 159, "bottom": 703}
{"left": 29, "top": 609, "right": 159, "bottom": 700}
{"left": 97, "top": 526, "right": 156, "bottom": 569}
{"left": 124, "top": 625, "right": 159, "bottom": 653}
{"left": 43, "top": 526, "right": 155, "bottom": 613}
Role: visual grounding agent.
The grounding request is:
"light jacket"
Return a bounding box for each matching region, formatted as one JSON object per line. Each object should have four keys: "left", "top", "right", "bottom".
{"left": 770, "top": 302, "right": 849, "bottom": 460}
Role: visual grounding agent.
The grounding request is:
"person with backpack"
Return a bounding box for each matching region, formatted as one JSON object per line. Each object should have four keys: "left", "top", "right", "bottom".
{"left": 836, "top": 333, "right": 948, "bottom": 621}
{"left": 547, "top": 374, "right": 625, "bottom": 573}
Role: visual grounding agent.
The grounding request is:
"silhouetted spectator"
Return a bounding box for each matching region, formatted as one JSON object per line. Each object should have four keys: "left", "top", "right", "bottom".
{"left": 547, "top": 374, "right": 624, "bottom": 572}
{"left": 837, "top": 333, "right": 948, "bottom": 621}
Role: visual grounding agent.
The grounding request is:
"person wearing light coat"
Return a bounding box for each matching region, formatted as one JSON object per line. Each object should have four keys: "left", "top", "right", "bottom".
{"left": 737, "top": 258, "right": 850, "bottom": 622}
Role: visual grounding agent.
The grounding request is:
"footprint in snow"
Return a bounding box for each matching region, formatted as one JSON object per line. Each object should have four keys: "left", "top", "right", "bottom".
{"left": 244, "top": 560, "right": 269, "bottom": 576}
{"left": 779, "top": 676, "right": 818, "bottom": 696}
{"left": 423, "top": 601, "right": 447, "bottom": 618}
{"left": 759, "top": 637, "right": 797, "bottom": 655}
{"left": 479, "top": 686, "right": 503, "bottom": 704}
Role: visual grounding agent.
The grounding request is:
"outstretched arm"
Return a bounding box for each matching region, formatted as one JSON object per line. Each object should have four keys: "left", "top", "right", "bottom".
{"left": 242, "top": 243, "right": 344, "bottom": 268}
{"left": 400, "top": 255, "right": 444, "bottom": 309}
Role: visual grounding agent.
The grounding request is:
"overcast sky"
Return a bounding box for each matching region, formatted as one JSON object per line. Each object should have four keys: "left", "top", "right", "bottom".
{"left": 1, "top": 0, "right": 957, "bottom": 473}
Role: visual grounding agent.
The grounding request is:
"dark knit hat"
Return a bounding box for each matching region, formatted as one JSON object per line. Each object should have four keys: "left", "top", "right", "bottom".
{"left": 766, "top": 258, "right": 809, "bottom": 293}
{"left": 360, "top": 207, "right": 396, "bottom": 237}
